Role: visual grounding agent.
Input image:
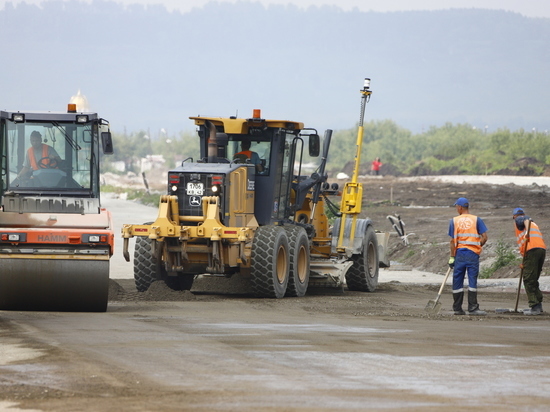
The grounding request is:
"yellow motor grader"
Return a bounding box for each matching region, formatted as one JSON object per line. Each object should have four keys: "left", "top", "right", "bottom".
{"left": 122, "top": 79, "right": 389, "bottom": 297}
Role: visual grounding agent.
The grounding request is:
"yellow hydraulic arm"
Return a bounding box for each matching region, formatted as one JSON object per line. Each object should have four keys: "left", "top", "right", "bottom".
{"left": 337, "top": 78, "right": 373, "bottom": 252}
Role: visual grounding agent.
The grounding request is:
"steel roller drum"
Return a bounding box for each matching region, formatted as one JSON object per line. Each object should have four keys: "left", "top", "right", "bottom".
{"left": 0, "top": 258, "right": 109, "bottom": 312}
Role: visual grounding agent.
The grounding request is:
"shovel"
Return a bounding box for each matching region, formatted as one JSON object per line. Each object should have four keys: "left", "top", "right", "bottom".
{"left": 425, "top": 266, "right": 452, "bottom": 314}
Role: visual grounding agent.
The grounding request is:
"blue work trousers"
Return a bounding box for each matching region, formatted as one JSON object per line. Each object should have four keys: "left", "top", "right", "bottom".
{"left": 452, "top": 248, "right": 480, "bottom": 292}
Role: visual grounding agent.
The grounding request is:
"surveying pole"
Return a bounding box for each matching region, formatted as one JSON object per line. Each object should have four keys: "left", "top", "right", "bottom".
{"left": 337, "top": 78, "right": 372, "bottom": 252}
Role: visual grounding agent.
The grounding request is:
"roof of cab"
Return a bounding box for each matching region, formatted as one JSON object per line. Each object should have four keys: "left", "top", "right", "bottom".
{"left": 189, "top": 115, "right": 304, "bottom": 135}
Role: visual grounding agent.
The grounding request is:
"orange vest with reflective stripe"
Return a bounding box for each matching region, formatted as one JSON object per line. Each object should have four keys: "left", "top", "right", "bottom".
{"left": 453, "top": 214, "right": 482, "bottom": 255}
{"left": 236, "top": 150, "right": 253, "bottom": 159}
{"left": 515, "top": 220, "right": 546, "bottom": 256}
{"left": 28, "top": 144, "right": 49, "bottom": 170}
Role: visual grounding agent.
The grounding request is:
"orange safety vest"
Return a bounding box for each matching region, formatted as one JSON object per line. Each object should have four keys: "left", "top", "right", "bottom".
{"left": 235, "top": 150, "right": 253, "bottom": 159}
{"left": 515, "top": 220, "right": 546, "bottom": 256}
{"left": 28, "top": 144, "right": 49, "bottom": 170}
{"left": 453, "top": 214, "right": 483, "bottom": 255}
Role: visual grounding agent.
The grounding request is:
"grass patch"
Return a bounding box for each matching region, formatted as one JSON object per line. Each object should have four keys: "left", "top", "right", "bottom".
{"left": 405, "top": 249, "right": 416, "bottom": 259}
{"left": 480, "top": 238, "right": 520, "bottom": 279}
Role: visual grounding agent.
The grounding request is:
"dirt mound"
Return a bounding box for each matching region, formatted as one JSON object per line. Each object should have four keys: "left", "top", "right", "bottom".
{"left": 108, "top": 279, "right": 197, "bottom": 302}
{"left": 142, "top": 281, "right": 197, "bottom": 301}
{"left": 108, "top": 279, "right": 125, "bottom": 300}
{"left": 493, "top": 157, "right": 550, "bottom": 176}
{"left": 359, "top": 176, "right": 550, "bottom": 279}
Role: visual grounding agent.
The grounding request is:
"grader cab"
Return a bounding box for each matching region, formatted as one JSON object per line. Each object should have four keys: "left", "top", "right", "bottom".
{"left": 123, "top": 79, "right": 389, "bottom": 297}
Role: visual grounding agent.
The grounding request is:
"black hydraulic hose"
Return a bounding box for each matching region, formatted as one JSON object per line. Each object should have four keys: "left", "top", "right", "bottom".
{"left": 311, "top": 129, "right": 332, "bottom": 206}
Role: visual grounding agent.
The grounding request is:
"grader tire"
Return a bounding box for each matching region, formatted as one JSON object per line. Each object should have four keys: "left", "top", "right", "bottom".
{"left": 250, "top": 226, "right": 290, "bottom": 298}
{"left": 134, "top": 235, "right": 158, "bottom": 292}
{"left": 345, "top": 225, "right": 379, "bottom": 292}
{"left": 284, "top": 226, "right": 310, "bottom": 297}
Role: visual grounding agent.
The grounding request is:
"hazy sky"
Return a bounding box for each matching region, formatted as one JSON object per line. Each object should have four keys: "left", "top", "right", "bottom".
{"left": 1, "top": 0, "right": 549, "bottom": 17}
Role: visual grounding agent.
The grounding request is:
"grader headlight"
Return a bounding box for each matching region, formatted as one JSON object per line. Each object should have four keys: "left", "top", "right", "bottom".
{"left": 211, "top": 184, "right": 221, "bottom": 195}
{"left": 211, "top": 175, "right": 223, "bottom": 196}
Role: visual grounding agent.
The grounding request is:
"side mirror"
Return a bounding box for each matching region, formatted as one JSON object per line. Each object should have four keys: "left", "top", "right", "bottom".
{"left": 309, "top": 134, "right": 320, "bottom": 157}
{"left": 101, "top": 132, "right": 114, "bottom": 155}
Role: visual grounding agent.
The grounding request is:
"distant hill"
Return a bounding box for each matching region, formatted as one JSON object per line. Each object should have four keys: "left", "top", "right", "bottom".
{"left": 0, "top": 1, "right": 548, "bottom": 135}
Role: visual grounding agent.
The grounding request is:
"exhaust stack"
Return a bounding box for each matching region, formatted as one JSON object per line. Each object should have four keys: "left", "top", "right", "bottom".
{"left": 206, "top": 120, "right": 218, "bottom": 163}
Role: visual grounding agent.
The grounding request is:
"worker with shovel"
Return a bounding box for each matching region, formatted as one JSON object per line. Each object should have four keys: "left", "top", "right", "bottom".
{"left": 448, "top": 197, "right": 488, "bottom": 315}
{"left": 512, "top": 208, "right": 546, "bottom": 316}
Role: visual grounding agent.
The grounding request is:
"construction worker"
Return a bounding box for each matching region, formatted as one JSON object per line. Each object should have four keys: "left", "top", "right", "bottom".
{"left": 512, "top": 207, "right": 546, "bottom": 316}
{"left": 371, "top": 157, "right": 382, "bottom": 176}
{"left": 234, "top": 140, "right": 263, "bottom": 172}
{"left": 448, "top": 197, "right": 488, "bottom": 315}
{"left": 17, "top": 131, "right": 61, "bottom": 179}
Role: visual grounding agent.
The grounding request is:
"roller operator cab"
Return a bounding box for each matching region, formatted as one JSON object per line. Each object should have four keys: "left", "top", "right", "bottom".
{"left": 123, "top": 108, "right": 390, "bottom": 299}
{"left": 0, "top": 105, "right": 115, "bottom": 311}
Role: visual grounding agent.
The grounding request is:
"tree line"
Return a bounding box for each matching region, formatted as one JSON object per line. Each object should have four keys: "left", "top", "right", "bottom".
{"left": 102, "top": 121, "right": 550, "bottom": 177}
{"left": 328, "top": 121, "right": 550, "bottom": 176}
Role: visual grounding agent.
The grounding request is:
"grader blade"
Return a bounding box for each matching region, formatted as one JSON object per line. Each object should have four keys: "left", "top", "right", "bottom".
{"left": 308, "top": 260, "right": 353, "bottom": 290}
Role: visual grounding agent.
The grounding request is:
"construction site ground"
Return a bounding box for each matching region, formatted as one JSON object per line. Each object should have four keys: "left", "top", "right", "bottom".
{"left": 1, "top": 175, "right": 550, "bottom": 411}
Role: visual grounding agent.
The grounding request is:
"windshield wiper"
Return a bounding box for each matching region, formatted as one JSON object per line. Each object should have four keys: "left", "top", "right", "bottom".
{"left": 51, "top": 121, "right": 81, "bottom": 151}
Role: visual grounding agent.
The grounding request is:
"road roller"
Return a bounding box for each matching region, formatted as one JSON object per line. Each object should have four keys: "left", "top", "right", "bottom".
{"left": 0, "top": 104, "right": 115, "bottom": 312}
{"left": 122, "top": 78, "right": 390, "bottom": 298}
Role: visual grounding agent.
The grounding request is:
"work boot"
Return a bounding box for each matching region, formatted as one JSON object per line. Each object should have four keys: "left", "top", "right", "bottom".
{"left": 467, "top": 290, "right": 486, "bottom": 315}
{"left": 453, "top": 291, "right": 464, "bottom": 315}
{"left": 524, "top": 303, "right": 543, "bottom": 316}
{"left": 468, "top": 309, "right": 487, "bottom": 316}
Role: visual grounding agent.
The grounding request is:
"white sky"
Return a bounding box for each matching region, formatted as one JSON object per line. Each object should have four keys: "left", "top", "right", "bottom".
{"left": 1, "top": 0, "right": 549, "bottom": 17}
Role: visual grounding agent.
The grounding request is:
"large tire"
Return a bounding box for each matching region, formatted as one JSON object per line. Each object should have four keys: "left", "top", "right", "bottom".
{"left": 284, "top": 226, "right": 310, "bottom": 297}
{"left": 250, "top": 226, "right": 290, "bottom": 298}
{"left": 345, "top": 225, "right": 379, "bottom": 292}
{"left": 133, "top": 235, "right": 159, "bottom": 292}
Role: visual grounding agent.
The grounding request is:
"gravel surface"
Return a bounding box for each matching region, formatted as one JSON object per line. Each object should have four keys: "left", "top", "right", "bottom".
{"left": 2, "top": 176, "right": 549, "bottom": 411}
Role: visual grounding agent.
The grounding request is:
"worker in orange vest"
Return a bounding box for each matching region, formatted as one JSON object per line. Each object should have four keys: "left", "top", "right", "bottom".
{"left": 17, "top": 131, "right": 61, "bottom": 179}
{"left": 234, "top": 139, "right": 263, "bottom": 172}
{"left": 448, "top": 197, "right": 489, "bottom": 316}
{"left": 512, "top": 207, "right": 546, "bottom": 315}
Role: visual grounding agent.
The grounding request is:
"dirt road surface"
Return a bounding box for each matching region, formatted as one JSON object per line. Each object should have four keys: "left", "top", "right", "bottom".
{"left": 1, "top": 176, "right": 550, "bottom": 411}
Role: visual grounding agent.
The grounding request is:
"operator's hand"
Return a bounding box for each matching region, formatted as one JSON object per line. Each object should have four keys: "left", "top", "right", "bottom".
{"left": 448, "top": 256, "right": 455, "bottom": 268}
{"left": 519, "top": 263, "right": 524, "bottom": 270}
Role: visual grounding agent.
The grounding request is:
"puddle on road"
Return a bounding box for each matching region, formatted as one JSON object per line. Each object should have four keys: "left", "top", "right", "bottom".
{"left": 196, "top": 323, "right": 411, "bottom": 335}
{"left": 0, "top": 343, "right": 45, "bottom": 365}
{"left": 246, "top": 350, "right": 550, "bottom": 400}
{"left": 0, "top": 402, "right": 41, "bottom": 412}
{"left": 455, "top": 343, "right": 514, "bottom": 348}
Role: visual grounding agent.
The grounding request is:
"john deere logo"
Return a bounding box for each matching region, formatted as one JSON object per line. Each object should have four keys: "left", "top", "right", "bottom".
{"left": 189, "top": 196, "right": 201, "bottom": 206}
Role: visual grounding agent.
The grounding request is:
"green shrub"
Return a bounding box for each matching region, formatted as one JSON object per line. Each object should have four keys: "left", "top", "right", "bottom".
{"left": 480, "top": 238, "right": 520, "bottom": 278}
